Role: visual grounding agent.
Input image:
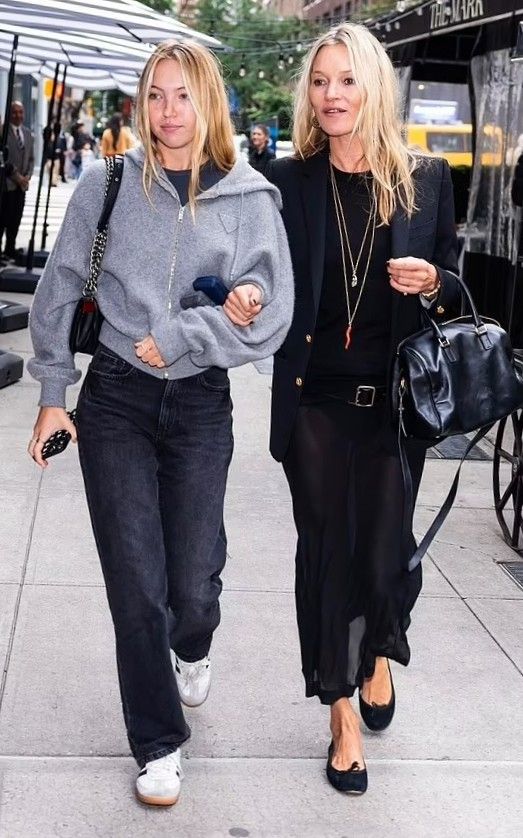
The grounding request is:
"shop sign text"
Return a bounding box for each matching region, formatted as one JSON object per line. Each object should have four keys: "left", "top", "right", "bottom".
{"left": 430, "top": 0, "right": 484, "bottom": 31}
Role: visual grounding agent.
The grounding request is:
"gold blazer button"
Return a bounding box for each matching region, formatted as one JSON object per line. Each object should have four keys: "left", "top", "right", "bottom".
{"left": 305, "top": 334, "right": 312, "bottom": 343}
{"left": 295, "top": 377, "right": 303, "bottom": 387}
{"left": 436, "top": 305, "right": 445, "bottom": 315}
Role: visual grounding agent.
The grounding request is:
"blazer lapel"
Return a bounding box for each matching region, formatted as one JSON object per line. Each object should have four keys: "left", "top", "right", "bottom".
{"left": 301, "top": 152, "right": 328, "bottom": 312}
{"left": 391, "top": 207, "right": 410, "bottom": 258}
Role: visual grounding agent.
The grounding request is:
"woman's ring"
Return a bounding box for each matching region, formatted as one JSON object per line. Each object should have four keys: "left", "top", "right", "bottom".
{"left": 31, "top": 436, "right": 39, "bottom": 443}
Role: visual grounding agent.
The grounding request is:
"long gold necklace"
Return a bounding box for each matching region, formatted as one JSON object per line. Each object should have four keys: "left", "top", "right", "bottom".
{"left": 329, "top": 161, "right": 377, "bottom": 350}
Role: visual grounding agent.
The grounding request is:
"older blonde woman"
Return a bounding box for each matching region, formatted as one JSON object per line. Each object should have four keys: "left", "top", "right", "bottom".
{"left": 28, "top": 41, "right": 293, "bottom": 806}
{"left": 268, "top": 23, "right": 460, "bottom": 794}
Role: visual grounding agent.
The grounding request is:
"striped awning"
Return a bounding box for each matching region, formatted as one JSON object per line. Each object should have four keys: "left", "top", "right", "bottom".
{"left": 0, "top": 0, "right": 224, "bottom": 93}
{"left": 0, "top": 0, "right": 222, "bottom": 49}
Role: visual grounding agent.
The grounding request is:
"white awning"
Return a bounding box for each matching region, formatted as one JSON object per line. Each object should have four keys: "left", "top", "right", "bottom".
{"left": 0, "top": 0, "right": 223, "bottom": 49}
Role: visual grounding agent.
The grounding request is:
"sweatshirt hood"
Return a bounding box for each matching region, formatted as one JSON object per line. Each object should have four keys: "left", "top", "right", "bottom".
{"left": 126, "top": 145, "right": 282, "bottom": 209}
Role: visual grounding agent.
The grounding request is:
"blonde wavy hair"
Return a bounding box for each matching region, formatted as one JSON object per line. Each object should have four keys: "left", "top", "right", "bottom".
{"left": 135, "top": 40, "right": 236, "bottom": 213}
{"left": 293, "top": 23, "right": 418, "bottom": 222}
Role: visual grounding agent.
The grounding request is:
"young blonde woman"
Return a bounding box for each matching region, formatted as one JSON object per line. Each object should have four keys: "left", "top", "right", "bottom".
{"left": 27, "top": 41, "right": 293, "bottom": 806}
{"left": 268, "top": 23, "right": 459, "bottom": 794}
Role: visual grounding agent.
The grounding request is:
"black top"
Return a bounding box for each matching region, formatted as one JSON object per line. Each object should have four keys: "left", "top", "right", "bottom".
{"left": 164, "top": 161, "right": 224, "bottom": 205}
{"left": 304, "top": 168, "right": 392, "bottom": 397}
{"left": 248, "top": 146, "right": 276, "bottom": 176}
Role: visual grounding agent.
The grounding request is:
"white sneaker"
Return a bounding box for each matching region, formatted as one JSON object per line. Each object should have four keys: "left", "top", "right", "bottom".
{"left": 174, "top": 654, "right": 211, "bottom": 707}
{"left": 135, "top": 749, "right": 183, "bottom": 806}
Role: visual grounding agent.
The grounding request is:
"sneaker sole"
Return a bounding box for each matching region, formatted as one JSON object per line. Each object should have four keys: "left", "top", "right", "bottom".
{"left": 180, "top": 693, "right": 209, "bottom": 708}
{"left": 136, "top": 791, "right": 180, "bottom": 807}
{"left": 179, "top": 683, "right": 211, "bottom": 708}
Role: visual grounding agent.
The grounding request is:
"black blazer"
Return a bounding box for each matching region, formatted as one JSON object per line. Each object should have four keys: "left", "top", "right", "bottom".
{"left": 268, "top": 152, "right": 460, "bottom": 462}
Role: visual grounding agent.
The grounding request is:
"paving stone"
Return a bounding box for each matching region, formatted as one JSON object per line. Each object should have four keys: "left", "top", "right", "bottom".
{"left": 0, "top": 487, "right": 38, "bottom": 583}
{"left": 0, "top": 429, "right": 41, "bottom": 491}
{"left": 25, "top": 492, "right": 101, "bottom": 586}
{"left": 1, "top": 587, "right": 522, "bottom": 763}
{"left": 467, "top": 597, "right": 523, "bottom": 671}
{"left": 427, "top": 542, "right": 523, "bottom": 599}
{"left": 0, "top": 585, "right": 17, "bottom": 674}
{"left": 0, "top": 757, "right": 522, "bottom": 838}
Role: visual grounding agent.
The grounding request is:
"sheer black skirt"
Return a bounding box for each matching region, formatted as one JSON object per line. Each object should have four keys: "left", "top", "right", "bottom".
{"left": 283, "top": 397, "right": 425, "bottom": 705}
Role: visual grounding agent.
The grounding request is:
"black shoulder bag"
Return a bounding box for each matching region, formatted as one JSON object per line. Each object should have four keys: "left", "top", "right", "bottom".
{"left": 69, "top": 153, "right": 124, "bottom": 355}
{"left": 392, "top": 275, "right": 523, "bottom": 571}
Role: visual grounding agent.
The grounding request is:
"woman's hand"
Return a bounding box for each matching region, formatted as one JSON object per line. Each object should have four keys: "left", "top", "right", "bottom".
{"left": 135, "top": 335, "right": 166, "bottom": 368}
{"left": 28, "top": 406, "right": 77, "bottom": 469}
{"left": 388, "top": 257, "right": 440, "bottom": 296}
{"left": 223, "top": 283, "right": 262, "bottom": 327}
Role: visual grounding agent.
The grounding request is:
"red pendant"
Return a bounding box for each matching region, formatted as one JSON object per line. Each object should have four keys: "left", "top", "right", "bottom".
{"left": 344, "top": 324, "right": 352, "bottom": 350}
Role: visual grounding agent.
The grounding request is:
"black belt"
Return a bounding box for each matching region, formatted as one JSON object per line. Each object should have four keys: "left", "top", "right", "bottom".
{"left": 320, "top": 384, "right": 387, "bottom": 408}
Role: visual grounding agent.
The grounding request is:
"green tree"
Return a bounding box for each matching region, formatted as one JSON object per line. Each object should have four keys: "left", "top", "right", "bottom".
{"left": 139, "top": 0, "right": 175, "bottom": 13}
{"left": 187, "top": 0, "right": 317, "bottom": 133}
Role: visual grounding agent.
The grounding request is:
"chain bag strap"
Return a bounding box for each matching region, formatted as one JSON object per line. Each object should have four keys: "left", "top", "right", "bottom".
{"left": 69, "top": 154, "right": 124, "bottom": 355}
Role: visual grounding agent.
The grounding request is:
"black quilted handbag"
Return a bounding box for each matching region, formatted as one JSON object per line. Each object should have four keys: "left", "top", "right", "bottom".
{"left": 69, "top": 154, "right": 124, "bottom": 355}
{"left": 392, "top": 275, "right": 523, "bottom": 571}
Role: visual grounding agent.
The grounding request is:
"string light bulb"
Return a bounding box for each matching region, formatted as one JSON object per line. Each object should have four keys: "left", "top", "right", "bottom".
{"left": 296, "top": 41, "right": 303, "bottom": 52}
{"left": 278, "top": 52, "right": 285, "bottom": 71}
{"left": 258, "top": 69, "right": 265, "bottom": 79}
{"left": 287, "top": 54, "right": 294, "bottom": 65}
{"left": 239, "top": 63, "right": 246, "bottom": 78}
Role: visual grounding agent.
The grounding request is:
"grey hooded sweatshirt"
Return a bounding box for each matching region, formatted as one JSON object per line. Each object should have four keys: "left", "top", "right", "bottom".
{"left": 28, "top": 147, "right": 294, "bottom": 407}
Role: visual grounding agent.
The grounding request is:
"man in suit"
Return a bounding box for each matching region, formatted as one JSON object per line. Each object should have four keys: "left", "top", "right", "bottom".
{"left": 0, "top": 101, "right": 34, "bottom": 259}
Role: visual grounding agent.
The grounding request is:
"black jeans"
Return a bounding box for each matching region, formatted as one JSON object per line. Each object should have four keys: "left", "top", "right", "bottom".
{"left": 77, "top": 345, "right": 234, "bottom": 766}
{"left": 0, "top": 188, "right": 26, "bottom": 256}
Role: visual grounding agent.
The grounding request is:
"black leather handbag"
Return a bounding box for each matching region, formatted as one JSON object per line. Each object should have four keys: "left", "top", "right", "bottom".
{"left": 69, "top": 154, "right": 124, "bottom": 355}
{"left": 392, "top": 275, "right": 523, "bottom": 571}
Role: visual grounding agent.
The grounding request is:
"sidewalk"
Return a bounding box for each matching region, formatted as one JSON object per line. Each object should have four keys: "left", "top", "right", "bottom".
{"left": 0, "top": 181, "right": 522, "bottom": 836}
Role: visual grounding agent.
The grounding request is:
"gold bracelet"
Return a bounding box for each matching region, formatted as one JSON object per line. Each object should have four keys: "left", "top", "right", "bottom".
{"left": 421, "top": 275, "right": 441, "bottom": 301}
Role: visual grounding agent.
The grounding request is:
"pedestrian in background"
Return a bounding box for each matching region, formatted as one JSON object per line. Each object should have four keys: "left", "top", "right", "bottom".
{"left": 70, "top": 120, "right": 96, "bottom": 179}
{"left": 248, "top": 123, "right": 275, "bottom": 175}
{"left": 0, "top": 101, "right": 34, "bottom": 259}
{"left": 100, "top": 112, "right": 136, "bottom": 157}
{"left": 268, "top": 22, "right": 460, "bottom": 794}
{"left": 28, "top": 39, "right": 293, "bottom": 808}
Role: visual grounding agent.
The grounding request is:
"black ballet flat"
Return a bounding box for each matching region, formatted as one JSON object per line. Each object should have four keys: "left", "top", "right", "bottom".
{"left": 359, "top": 659, "right": 396, "bottom": 732}
{"left": 326, "top": 742, "right": 368, "bottom": 795}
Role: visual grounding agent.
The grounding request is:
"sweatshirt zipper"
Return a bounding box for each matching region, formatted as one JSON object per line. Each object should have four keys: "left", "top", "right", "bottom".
{"left": 163, "top": 204, "right": 185, "bottom": 379}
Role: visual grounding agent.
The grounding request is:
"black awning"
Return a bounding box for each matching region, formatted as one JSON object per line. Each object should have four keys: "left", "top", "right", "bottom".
{"left": 371, "top": 0, "right": 521, "bottom": 52}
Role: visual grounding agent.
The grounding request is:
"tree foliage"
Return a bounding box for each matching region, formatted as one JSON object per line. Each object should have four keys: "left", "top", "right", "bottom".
{"left": 139, "top": 0, "right": 174, "bottom": 13}
{"left": 183, "top": 0, "right": 318, "bottom": 135}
